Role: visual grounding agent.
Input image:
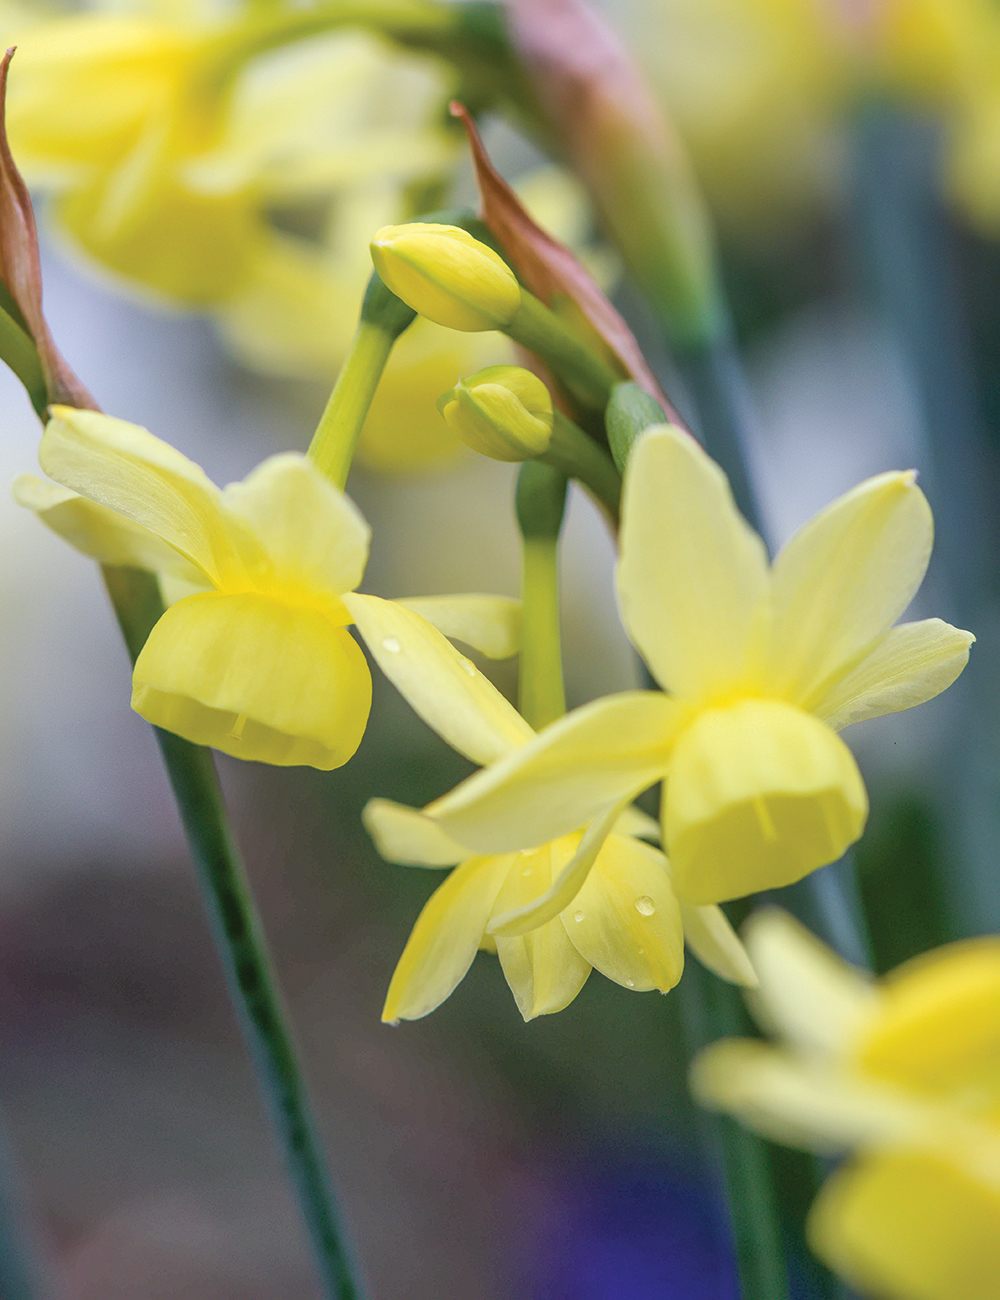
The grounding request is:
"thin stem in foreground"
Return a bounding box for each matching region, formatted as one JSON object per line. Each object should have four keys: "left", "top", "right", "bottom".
{"left": 103, "top": 565, "right": 366, "bottom": 1300}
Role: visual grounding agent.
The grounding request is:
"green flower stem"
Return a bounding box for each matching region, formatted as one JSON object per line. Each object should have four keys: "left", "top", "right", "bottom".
{"left": 0, "top": 305, "right": 46, "bottom": 418}
{"left": 515, "top": 461, "right": 568, "bottom": 730}
{"left": 0, "top": 1115, "right": 50, "bottom": 1300}
{"left": 605, "top": 380, "right": 669, "bottom": 473}
{"left": 102, "top": 565, "right": 366, "bottom": 1300}
{"left": 308, "top": 273, "right": 416, "bottom": 490}
{"left": 679, "top": 959, "right": 791, "bottom": 1300}
{"left": 506, "top": 292, "right": 621, "bottom": 413}
{"left": 543, "top": 411, "right": 621, "bottom": 527}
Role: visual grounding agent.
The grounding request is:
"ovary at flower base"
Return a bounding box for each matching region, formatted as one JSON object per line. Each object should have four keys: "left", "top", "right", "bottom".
{"left": 691, "top": 909, "right": 1000, "bottom": 1300}
{"left": 419, "top": 424, "right": 973, "bottom": 909}
{"left": 351, "top": 598, "right": 755, "bottom": 1022}
{"left": 15, "top": 406, "right": 520, "bottom": 770}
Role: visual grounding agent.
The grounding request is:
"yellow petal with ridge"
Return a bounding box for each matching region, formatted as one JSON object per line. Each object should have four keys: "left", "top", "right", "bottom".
{"left": 493, "top": 843, "right": 591, "bottom": 1020}
{"left": 809, "top": 1151, "right": 1000, "bottom": 1300}
{"left": 743, "top": 908, "right": 877, "bottom": 1058}
{"left": 665, "top": 700, "right": 868, "bottom": 904}
{"left": 132, "top": 591, "right": 370, "bottom": 769}
{"left": 769, "top": 470, "right": 933, "bottom": 704}
{"left": 345, "top": 593, "right": 533, "bottom": 765}
{"left": 565, "top": 834, "right": 684, "bottom": 994}
{"left": 383, "top": 853, "right": 515, "bottom": 1022}
{"left": 13, "top": 473, "right": 205, "bottom": 582}
{"left": 40, "top": 407, "right": 250, "bottom": 586}
{"left": 428, "top": 691, "right": 678, "bottom": 854}
{"left": 617, "top": 425, "right": 769, "bottom": 697}
{"left": 362, "top": 798, "right": 466, "bottom": 868}
{"left": 221, "top": 452, "right": 370, "bottom": 595}
{"left": 812, "top": 617, "right": 974, "bottom": 731}
{"left": 395, "top": 594, "right": 521, "bottom": 659}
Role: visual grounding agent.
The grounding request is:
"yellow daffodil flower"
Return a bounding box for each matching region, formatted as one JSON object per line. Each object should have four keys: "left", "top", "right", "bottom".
{"left": 416, "top": 425, "right": 972, "bottom": 912}
{"left": 691, "top": 909, "right": 1000, "bottom": 1300}
{"left": 5, "top": 15, "right": 455, "bottom": 303}
{"left": 351, "top": 598, "right": 756, "bottom": 1021}
{"left": 15, "top": 405, "right": 520, "bottom": 768}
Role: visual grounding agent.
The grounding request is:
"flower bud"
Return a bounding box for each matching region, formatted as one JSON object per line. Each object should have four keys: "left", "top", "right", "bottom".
{"left": 438, "top": 365, "right": 554, "bottom": 462}
{"left": 370, "top": 223, "right": 521, "bottom": 332}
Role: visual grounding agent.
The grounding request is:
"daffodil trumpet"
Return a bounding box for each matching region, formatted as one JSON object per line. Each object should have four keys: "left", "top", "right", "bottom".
{"left": 417, "top": 424, "right": 973, "bottom": 913}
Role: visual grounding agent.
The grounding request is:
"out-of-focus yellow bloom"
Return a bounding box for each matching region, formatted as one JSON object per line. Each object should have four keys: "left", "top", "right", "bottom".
{"left": 418, "top": 425, "right": 972, "bottom": 910}
{"left": 351, "top": 598, "right": 755, "bottom": 1022}
{"left": 15, "top": 406, "right": 520, "bottom": 768}
{"left": 370, "top": 223, "right": 522, "bottom": 332}
{"left": 620, "top": 0, "right": 1000, "bottom": 238}
{"left": 438, "top": 364, "right": 554, "bottom": 462}
{"left": 692, "top": 909, "right": 1000, "bottom": 1300}
{"left": 5, "top": 14, "right": 455, "bottom": 302}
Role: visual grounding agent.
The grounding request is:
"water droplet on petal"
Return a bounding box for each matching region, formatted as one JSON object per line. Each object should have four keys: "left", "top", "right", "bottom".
{"left": 460, "top": 658, "right": 476, "bottom": 676}
{"left": 521, "top": 867, "right": 532, "bottom": 877}
{"left": 387, "top": 1018, "right": 401, "bottom": 1028}
{"left": 381, "top": 637, "right": 401, "bottom": 653}
{"left": 634, "top": 895, "right": 656, "bottom": 916}
{"left": 625, "top": 979, "right": 635, "bottom": 988}
{"left": 573, "top": 911, "right": 584, "bottom": 924}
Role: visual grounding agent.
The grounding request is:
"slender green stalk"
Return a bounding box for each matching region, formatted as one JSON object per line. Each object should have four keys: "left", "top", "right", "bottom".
{"left": 507, "top": 292, "right": 621, "bottom": 412}
{"left": 308, "top": 322, "right": 395, "bottom": 489}
{"left": 543, "top": 411, "right": 621, "bottom": 527}
{"left": 0, "top": 306, "right": 46, "bottom": 417}
{"left": 678, "top": 959, "right": 791, "bottom": 1300}
{"left": 0, "top": 1115, "right": 50, "bottom": 1300}
{"left": 308, "top": 271, "right": 416, "bottom": 489}
{"left": 515, "top": 461, "right": 568, "bottom": 729}
{"left": 103, "top": 565, "right": 366, "bottom": 1300}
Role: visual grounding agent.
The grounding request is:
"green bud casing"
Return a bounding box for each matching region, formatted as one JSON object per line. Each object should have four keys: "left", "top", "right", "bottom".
{"left": 370, "top": 223, "right": 520, "bottom": 333}
{"left": 438, "top": 364, "right": 553, "bottom": 461}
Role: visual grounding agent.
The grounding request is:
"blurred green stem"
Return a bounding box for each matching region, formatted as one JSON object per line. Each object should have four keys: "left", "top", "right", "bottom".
{"left": 516, "top": 461, "right": 568, "bottom": 730}
{"left": 103, "top": 566, "right": 367, "bottom": 1300}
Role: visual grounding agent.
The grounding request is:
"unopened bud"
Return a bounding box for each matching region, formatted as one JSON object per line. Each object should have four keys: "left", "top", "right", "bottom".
{"left": 438, "top": 365, "right": 553, "bottom": 461}
{"left": 370, "top": 223, "right": 521, "bottom": 332}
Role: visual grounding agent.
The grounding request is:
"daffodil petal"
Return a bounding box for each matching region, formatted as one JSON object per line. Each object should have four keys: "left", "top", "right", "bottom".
{"left": 853, "top": 937, "right": 1000, "bottom": 1094}
{"left": 492, "top": 843, "right": 591, "bottom": 1020}
{"left": 39, "top": 406, "right": 245, "bottom": 586}
{"left": 132, "top": 592, "right": 370, "bottom": 770}
{"left": 345, "top": 593, "right": 533, "bottom": 764}
{"left": 809, "top": 1151, "right": 1000, "bottom": 1300}
{"left": 690, "top": 1040, "right": 926, "bottom": 1153}
{"left": 742, "top": 908, "right": 878, "bottom": 1057}
{"left": 768, "top": 470, "right": 933, "bottom": 704}
{"left": 487, "top": 799, "right": 627, "bottom": 938}
{"left": 395, "top": 594, "right": 521, "bottom": 659}
{"left": 680, "top": 901, "right": 758, "bottom": 987}
{"left": 565, "top": 834, "right": 684, "bottom": 993}
{"left": 362, "top": 798, "right": 466, "bottom": 867}
{"left": 813, "top": 618, "right": 974, "bottom": 731}
{"left": 428, "top": 691, "right": 678, "bottom": 854}
{"left": 616, "top": 425, "right": 769, "bottom": 696}
{"left": 221, "top": 453, "right": 370, "bottom": 595}
{"left": 615, "top": 805, "right": 661, "bottom": 842}
{"left": 13, "top": 473, "right": 206, "bottom": 582}
{"left": 665, "top": 700, "right": 869, "bottom": 904}
{"left": 382, "top": 853, "right": 515, "bottom": 1022}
